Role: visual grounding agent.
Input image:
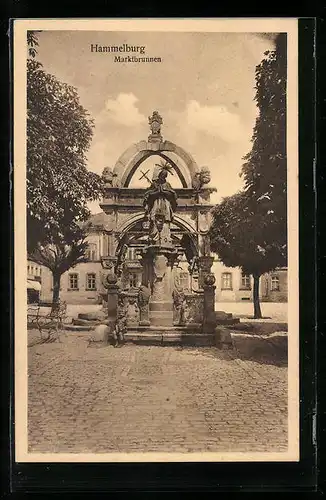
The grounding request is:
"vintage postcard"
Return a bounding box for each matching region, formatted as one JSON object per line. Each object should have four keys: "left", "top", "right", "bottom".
{"left": 14, "top": 18, "right": 299, "bottom": 462}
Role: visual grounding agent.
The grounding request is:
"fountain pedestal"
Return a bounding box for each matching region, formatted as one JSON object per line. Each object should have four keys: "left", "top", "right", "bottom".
{"left": 142, "top": 246, "right": 177, "bottom": 327}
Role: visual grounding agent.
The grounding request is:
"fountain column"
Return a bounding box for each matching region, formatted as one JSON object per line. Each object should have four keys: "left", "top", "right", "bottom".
{"left": 142, "top": 161, "right": 178, "bottom": 328}
{"left": 148, "top": 251, "right": 176, "bottom": 326}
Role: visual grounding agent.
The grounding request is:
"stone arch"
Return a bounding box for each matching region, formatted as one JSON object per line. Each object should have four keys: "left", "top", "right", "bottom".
{"left": 115, "top": 212, "right": 198, "bottom": 259}
{"left": 113, "top": 140, "right": 200, "bottom": 188}
{"left": 116, "top": 212, "right": 145, "bottom": 236}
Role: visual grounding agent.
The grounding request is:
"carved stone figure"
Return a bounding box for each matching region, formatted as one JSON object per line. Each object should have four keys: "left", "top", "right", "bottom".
{"left": 102, "top": 166, "right": 114, "bottom": 184}
{"left": 113, "top": 294, "right": 128, "bottom": 347}
{"left": 102, "top": 167, "right": 121, "bottom": 188}
{"left": 148, "top": 110, "right": 163, "bottom": 141}
{"left": 198, "top": 233, "right": 211, "bottom": 257}
{"left": 198, "top": 210, "right": 212, "bottom": 233}
{"left": 172, "top": 288, "right": 186, "bottom": 326}
{"left": 143, "top": 163, "right": 177, "bottom": 246}
{"left": 126, "top": 296, "right": 139, "bottom": 327}
{"left": 192, "top": 166, "right": 211, "bottom": 191}
{"left": 137, "top": 285, "right": 151, "bottom": 325}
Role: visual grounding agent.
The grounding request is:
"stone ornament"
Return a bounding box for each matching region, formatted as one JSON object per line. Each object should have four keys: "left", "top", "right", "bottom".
{"left": 113, "top": 294, "right": 128, "bottom": 347}
{"left": 192, "top": 166, "right": 211, "bottom": 191}
{"left": 172, "top": 288, "right": 186, "bottom": 326}
{"left": 101, "top": 166, "right": 121, "bottom": 188}
{"left": 204, "top": 273, "right": 216, "bottom": 286}
{"left": 137, "top": 285, "right": 151, "bottom": 326}
{"left": 198, "top": 210, "right": 212, "bottom": 233}
{"left": 153, "top": 254, "right": 168, "bottom": 280}
{"left": 104, "top": 273, "right": 118, "bottom": 287}
{"left": 101, "top": 258, "right": 114, "bottom": 270}
{"left": 138, "top": 284, "right": 151, "bottom": 307}
{"left": 148, "top": 110, "right": 163, "bottom": 142}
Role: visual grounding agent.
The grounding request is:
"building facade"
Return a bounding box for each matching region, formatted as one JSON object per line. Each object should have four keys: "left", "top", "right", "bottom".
{"left": 27, "top": 259, "right": 43, "bottom": 303}
{"left": 37, "top": 213, "right": 288, "bottom": 305}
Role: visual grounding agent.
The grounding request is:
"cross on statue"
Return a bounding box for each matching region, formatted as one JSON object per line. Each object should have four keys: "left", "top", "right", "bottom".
{"left": 139, "top": 169, "right": 151, "bottom": 184}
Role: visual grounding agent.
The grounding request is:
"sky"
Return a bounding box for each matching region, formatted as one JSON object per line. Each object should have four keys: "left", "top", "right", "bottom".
{"left": 36, "top": 30, "right": 276, "bottom": 212}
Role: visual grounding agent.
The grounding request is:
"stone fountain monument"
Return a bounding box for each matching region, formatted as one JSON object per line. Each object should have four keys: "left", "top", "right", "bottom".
{"left": 68, "top": 111, "right": 239, "bottom": 346}
{"left": 141, "top": 161, "right": 178, "bottom": 327}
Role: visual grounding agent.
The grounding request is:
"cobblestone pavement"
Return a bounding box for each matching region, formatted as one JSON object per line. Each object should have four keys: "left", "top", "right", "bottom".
{"left": 28, "top": 331, "right": 287, "bottom": 453}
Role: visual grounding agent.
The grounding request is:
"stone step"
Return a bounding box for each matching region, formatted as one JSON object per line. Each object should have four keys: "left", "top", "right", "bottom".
{"left": 216, "top": 318, "right": 240, "bottom": 325}
{"left": 78, "top": 311, "right": 107, "bottom": 321}
{"left": 66, "top": 324, "right": 96, "bottom": 332}
{"left": 72, "top": 318, "right": 102, "bottom": 327}
{"left": 124, "top": 332, "right": 216, "bottom": 346}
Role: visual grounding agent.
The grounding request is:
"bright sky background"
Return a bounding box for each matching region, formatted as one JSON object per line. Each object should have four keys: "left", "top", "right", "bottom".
{"left": 36, "top": 30, "right": 276, "bottom": 212}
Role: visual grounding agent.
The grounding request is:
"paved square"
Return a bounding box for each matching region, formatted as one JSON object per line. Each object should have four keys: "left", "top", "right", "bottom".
{"left": 28, "top": 331, "right": 287, "bottom": 453}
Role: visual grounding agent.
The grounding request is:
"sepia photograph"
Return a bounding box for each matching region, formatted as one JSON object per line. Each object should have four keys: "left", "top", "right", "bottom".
{"left": 14, "top": 19, "right": 299, "bottom": 462}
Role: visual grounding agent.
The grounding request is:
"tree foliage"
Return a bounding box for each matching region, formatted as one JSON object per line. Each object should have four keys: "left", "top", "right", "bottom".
{"left": 209, "top": 35, "right": 287, "bottom": 318}
{"left": 27, "top": 31, "right": 103, "bottom": 306}
{"left": 27, "top": 31, "right": 103, "bottom": 253}
{"left": 210, "top": 192, "right": 285, "bottom": 277}
{"left": 32, "top": 228, "right": 89, "bottom": 276}
{"left": 31, "top": 224, "right": 91, "bottom": 306}
{"left": 241, "top": 34, "right": 287, "bottom": 263}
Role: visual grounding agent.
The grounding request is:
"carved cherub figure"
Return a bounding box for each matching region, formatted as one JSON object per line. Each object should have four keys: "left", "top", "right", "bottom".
{"left": 102, "top": 166, "right": 114, "bottom": 185}
{"left": 102, "top": 167, "right": 121, "bottom": 188}
{"left": 192, "top": 166, "right": 211, "bottom": 191}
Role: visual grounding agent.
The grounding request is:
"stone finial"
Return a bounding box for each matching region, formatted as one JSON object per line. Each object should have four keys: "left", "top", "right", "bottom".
{"left": 148, "top": 110, "right": 163, "bottom": 143}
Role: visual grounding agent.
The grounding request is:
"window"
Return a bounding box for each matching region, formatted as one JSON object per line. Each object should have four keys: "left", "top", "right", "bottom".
{"left": 271, "top": 275, "right": 280, "bottom": 291}
{"left": 27, "top": 265, "right": 30, "bottom": 274}
{"left": 127, "top": 247, "right": 135, "bottom": 260}
{"left": 68, "top": 273, "right": 79, "bottom": 290}
{"left": 86, "top": 243, "right": 97, "bottom": 261}
{"left": 86, "top": 273, "right": 97, "bottom": 290}
{"left": 221, "top": 272, "right": 232, "bottom": 290}
{"left": 240, "top": 273, "right": 251, "bottom": 289}
{"left": 129, "top": 273, "right": 139, "bottom": 288}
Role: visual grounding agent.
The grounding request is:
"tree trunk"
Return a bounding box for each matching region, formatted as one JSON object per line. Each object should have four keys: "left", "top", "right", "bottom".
{"left": 52, "top": 271, "right": 61, "bottom": 312}
{"left": 253, "top": 274, "right": 262, "bottom": 319}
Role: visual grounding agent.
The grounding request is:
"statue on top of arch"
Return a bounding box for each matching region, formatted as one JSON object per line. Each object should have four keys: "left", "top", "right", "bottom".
{"left": 148, "top": 110, "right": 163, "bottom": 143}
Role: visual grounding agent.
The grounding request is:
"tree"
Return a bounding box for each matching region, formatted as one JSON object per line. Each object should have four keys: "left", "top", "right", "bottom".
{"left": 31, "top": 224, "right": 91, "bottom": 306}
{"left": 27, "top": 31, "right": 103, "bottom": 253}
{"left": 27, "top": 32, "right": 103, "bottom": 307}
{"left": 241, "top": 34, "right": 287, "bottom": 256}
{"left": 209, "top": 34, "right": 287, "bottom": 318}
{"left": 209, "top": 192, "right": 285, "bottom": 318}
